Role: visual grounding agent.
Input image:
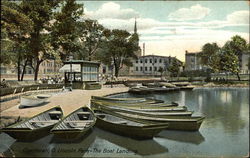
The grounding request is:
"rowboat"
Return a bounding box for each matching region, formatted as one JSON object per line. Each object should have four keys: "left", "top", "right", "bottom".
{"left": 91, "top": 99, "right": 177, "bottom": 108}
{"left": 91, "top": 96, "right": 165, "bottom": 104}
{"left": 94, "top": 109, "right": 169, "bottom": 139}
{"left": 93, "top": 103, "right": 192, "bottom": 118}
{"left": 91, "top": 101, "right": 186, "bottom": 112}
{"left": 0, "top": 106, "right": 63, "bottom": 141}
{"left": 128, "top": 86, "right": 180, "bottom": 94}
{"left": 51, "top": 107, "right": 96, "bottom": 140}
{"left": 85, "top": 82, "right": 102, "bottom": 90}
{"left": 91, "top": 96, "right": 147, "bottom": 103}
{"left": 19, "top": 94, "right": 51, "bottom": 107}
{"left": 99, "top": 108, "right": 204, "bottom": 131}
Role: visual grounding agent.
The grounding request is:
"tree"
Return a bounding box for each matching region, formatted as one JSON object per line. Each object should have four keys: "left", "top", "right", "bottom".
{"left": 1, "top": 1, "right": 33, "bottom": 80}
{"left": 222, "top": 35, "right": 249, "bottom": 80}
{"left": 20, "top": 0, "right": 62, "bottom": 80}
{"left": 199, "top": 42, "right": 220, "bottom": 71}
{"left": 97, "top": 29, "right": 139, "bottom": 77}
{"left": 51, "top": 0, "right": 84, "bottom": 61}
{"left": 218, "top": 49, "right": 240, "bottom": 80}
{"left": 158, "top": 67, "right": 164, "bottom": 79}
{"left": 167, "top": 58, "right": 182, "bottom": 77}
{"left": 79, "top": 20, "right": 105, "bottom": 61}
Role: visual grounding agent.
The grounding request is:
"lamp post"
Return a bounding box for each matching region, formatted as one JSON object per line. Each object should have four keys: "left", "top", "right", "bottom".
{"left": 69, "top": 55, "right": 73, "bottom": 90}
{"left": 110, "top": 60, "right": 114, "bottom": 88}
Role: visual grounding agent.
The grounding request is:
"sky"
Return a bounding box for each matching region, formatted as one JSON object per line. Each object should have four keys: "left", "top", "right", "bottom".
{"left": 79, "top": 0, "right": 249, "bottom": 62}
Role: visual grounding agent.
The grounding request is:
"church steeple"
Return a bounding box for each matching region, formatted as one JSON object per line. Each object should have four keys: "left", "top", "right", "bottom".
{"left": 134, "top": 18, "right": 137, "bottom": 34}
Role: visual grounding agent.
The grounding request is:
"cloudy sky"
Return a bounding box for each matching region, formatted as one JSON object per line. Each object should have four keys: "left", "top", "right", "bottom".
{"left": 80, "top": 1, "right": 249, "bottom": 61}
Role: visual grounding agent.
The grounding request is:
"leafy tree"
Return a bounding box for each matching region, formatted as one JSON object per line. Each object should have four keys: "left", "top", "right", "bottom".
{"left": 158, "top": 67, "right": 164, "bottom": 78}
{"left": 199, "top": 42, "right": 221, "bottom": 72}
{"left": 97, "top": 29, "right": 139, "bottom": 77}
{"left": 20, "top": 0, "right": 61, "bottom": 80}
{"left": 218, "top": 49, "right": 240, "bottom": 80}
{"left": 1, "top": 0, "right": 33, "bottom": 80}
{"left": 79, "top": 20, "right": 105, "bottom": 61}
{"left": 222, "top": 35, "right": 249, "bottom": 80}
{"left": 51, "top": 0, "right": 84, "bottom": 61}
{"left": 167, "top": 58, "right": 182, "bottom": 77}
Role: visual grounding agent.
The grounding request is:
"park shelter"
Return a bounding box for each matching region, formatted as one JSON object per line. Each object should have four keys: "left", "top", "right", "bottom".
{"left": 59, "top": 60, "right": 100, "bottom": 89}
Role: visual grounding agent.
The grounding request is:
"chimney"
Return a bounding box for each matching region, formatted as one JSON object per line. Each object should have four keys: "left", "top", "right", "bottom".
{"left": 143, "top": 43, "right": 145, "bottom": 56}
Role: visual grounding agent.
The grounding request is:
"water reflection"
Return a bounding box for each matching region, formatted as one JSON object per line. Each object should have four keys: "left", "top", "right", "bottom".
{"left": 156, "top": 130, "right": 205, "bottom": 145}
{"left": 94, "top": 127, "right": 168, "bottom": 156}
{"left": 124, "top": 88, "right": 249, "bottom": 135}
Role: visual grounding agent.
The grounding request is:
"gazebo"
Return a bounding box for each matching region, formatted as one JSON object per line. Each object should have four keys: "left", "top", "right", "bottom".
{"left": 59, "top": 60, "right": 101, "bottom": 89}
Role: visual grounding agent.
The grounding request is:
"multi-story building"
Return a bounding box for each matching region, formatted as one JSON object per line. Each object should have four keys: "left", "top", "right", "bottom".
{"left": 185, "top": 50, "right": 250, "bottom": 73}
{"left": 39, "top": 60, "right": 63, "bottom": 77}
{"left": 239, "top": 52, "right": 250, "bottom": 74}
{"left": 0, "top": 59, "right": 63, "bottom": 79}
{"left": 185, "top": 51, "right": 206, "bottom": 71}
{"left": 131, "top": 55, "right": 182, "bottom": 76}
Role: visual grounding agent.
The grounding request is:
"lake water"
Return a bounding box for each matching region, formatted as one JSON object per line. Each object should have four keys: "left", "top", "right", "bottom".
{"left": 0, "top": 87, "right": 249, "bottom": 157}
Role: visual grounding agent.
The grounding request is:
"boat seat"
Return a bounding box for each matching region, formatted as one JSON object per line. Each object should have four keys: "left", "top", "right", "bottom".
{"left": 49, "top": 111, "right": 62, "bottom": 115}
{"left": 77, "top": 112, "right": 91, "bottom": 115}
{"left": 30, "top": 120, "right": 58, "bottom": 123}
{"left": 64, "top": 120, "right": 94, "bottom": 123}
{"left": 113, "top": 120, "right": 127, "bottom": 124}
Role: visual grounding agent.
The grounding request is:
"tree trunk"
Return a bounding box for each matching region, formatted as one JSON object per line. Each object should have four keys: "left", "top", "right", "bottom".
{"left": 114, "top": 62, "right": 120, "bottom": 78}
{"left": 236, "top": 72, "right": 241, "bottom": 81}
{"left": 17, "top": 57, "right": 21, "bottom": 81}
{"left": 34, "top": 60, "right": 42, "bottom": 81}
{"left": 20, "top": 59, "right": 28, "bottom": 81}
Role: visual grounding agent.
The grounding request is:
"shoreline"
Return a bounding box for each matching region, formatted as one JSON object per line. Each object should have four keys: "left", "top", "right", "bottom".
{"left": 0, "top": 84, "right": 248, "bottom": 128}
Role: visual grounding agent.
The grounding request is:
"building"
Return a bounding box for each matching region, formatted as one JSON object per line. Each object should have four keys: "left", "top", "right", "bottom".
{"left": 59, "top": 60, "right": 100, "bottom": 89}
{"left": 0, "top": 59, "right": 63, "bottom": 79}
{"left": 39, "top": 60, "right": 63, "bottom": 77}
{"left": 131, "top": 55, "right": 182, "bottom": 76}
{"left": 185, "top": 50, "right": 250, "bottom": 73}
{"left": 239, "top": 52, "right": 250, "bottom": 74}
{"left": 185, "top": 51, "right": 206, "bottom": 71}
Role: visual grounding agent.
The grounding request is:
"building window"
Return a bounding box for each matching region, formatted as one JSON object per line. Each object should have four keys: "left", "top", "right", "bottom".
{"left": 145, "top": 59, "right": 147, "bottom": 63}
{"left": 149, "top": 67, "right": 152, "bottom": 71}
{"left": 136, "top": 60, "right": 138, "bottom": 63}
{"left": 140, "top": 59, "right": 143, "bottom": 63}
{"left": 159, "top": 59, "right": 162, "bottom": 63}
{"left": 140, "top": 67, "right": 143, "bottom": 71}
{"left": 136, "top": 67, "right": 138, "bottom": 71}
{"left": 154, "top": 59, "right": 157, "bottom": 63}
{"left": 154, "top": 67, "right": 157, "bottom": 71}
{"left": 150, "top": 59, "right": 152, "bottom": 63}
{"left": 145, "top": 67, "right": 148, "bottom": 71}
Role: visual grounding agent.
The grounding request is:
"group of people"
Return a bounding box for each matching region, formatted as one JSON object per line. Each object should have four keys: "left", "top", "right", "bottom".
{"left": 0, "top": 79, "right": 7, "bottom": 88}
{"left": 39, "top": 76, "right": 64, "bottom": 84}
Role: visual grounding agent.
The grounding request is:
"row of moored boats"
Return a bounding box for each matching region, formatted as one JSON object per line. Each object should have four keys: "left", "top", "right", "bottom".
{"left": 0, "top": 96, "right": 205, "bottom": 141}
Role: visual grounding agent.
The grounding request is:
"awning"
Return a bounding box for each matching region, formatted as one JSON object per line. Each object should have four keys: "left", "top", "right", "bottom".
{"left": 59, "top": 64, "right": 81, "bottom": 72}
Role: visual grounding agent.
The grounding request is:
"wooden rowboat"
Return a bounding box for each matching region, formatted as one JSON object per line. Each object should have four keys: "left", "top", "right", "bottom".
{"left": 91, "top": 99, "right": 178, "bottom": 108}
{"left": 50, "top": 107, "right": 96, "bottom": 140}
{"left": 0, "top": 106, "right": 63, "bottom": 141}
{"left": 91, "top": 101, "right": 187, "bottom": 113}
{"left": 93, "top": 103, "right": 192, "bottom": 119}
{"left": 128, "top": 86, "right": 180, "bottom": 94}
{"left": 99, "top": 108, "right": 204, "bottom": 131}
{"left": 20, "top": 94, "right": 51, "bottom": 107}
{"left": 91, "top": 96, "right": 165, "bottom": 104}
{"left": 91, "top": 96, "right": 147, "bottom": 103}
{"left": 94, "top": 110, "right": 169, "bottom": 139}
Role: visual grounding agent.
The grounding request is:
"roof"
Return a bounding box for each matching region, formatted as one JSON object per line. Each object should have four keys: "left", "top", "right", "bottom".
{"left": 59, "top": 64, "right": 81, "bottom": 72}
{"left": 64, "top": 60, "right": 100, "bottom": 65}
